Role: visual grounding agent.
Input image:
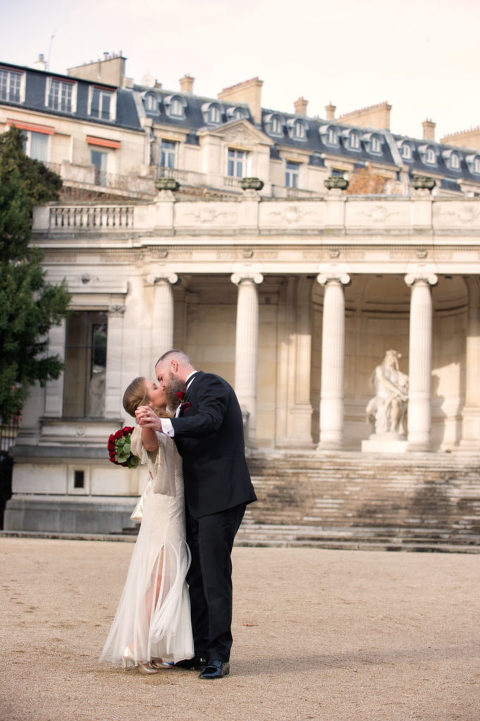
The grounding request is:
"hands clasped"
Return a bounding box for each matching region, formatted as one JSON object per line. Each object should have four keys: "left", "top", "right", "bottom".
{"left": 135, "top": 405, "right": 162, "bottom": 432}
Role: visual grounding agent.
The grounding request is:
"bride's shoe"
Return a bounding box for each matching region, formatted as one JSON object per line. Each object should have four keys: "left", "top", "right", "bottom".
{"left": 138, "top": 662, "right": 159, "bottom": 675}
{"left": 122, "top": 647, "right": 159, "bottom": 674}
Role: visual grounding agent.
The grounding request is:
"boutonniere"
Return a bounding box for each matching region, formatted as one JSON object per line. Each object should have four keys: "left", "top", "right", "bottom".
{"left": 180, "top": 401, "right": 192, "bottom": 413}
{"left": 177, "top": 391, "right": 185, "bottom": 401}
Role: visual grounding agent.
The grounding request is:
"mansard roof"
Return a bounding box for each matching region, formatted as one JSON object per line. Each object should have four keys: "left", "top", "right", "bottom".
{"left": 0, "top": 61, "right": 142, "bottom": 132}
{"left": 3, "top": 58, "right": 480, "bottom": 189}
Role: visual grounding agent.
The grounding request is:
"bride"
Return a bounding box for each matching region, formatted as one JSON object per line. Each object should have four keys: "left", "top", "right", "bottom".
{"left": 100, "top": 377, "right": 194, "bottom": 673}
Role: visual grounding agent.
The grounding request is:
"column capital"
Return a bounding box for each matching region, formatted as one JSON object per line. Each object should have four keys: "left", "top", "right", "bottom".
{"left": 405, "top": 269, "right": 438, "bottom": 287}
{"left": 316, "top": 269, "right": 350, "bottom": 286}
{"left": 146, "top": 272, "right": 178, "bottom": 286}
{"left": 231, "top": 272, "right": 264, "bottom": 286}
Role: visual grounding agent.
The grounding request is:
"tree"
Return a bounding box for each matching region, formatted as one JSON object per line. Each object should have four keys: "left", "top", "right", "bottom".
{"left": 346, "top": 164, "right": 387, "bottom": 195}
{"left": 0, "top": 127, "right": 70, "bottom": 421}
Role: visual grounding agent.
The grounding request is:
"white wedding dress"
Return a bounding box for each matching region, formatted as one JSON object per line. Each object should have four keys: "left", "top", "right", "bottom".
{"left": 100, "top": 427, "right": 194, "bottom": 667}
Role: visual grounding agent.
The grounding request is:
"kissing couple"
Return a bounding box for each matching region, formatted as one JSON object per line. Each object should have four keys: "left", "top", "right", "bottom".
{"left": 100, "top": 349, "right": 257, "bottom": 679}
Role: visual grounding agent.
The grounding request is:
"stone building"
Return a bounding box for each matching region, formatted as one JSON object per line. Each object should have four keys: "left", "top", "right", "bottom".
{"left": 2, "top": 54, "right": 480, "bottom": 544}
{"left": 2, "top": 53, "right": 480, "bottom": 201}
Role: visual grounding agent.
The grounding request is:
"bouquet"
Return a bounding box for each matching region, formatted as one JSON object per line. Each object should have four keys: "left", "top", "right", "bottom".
{"left": 107, "top": 426, "right": 140, "bottom": 469}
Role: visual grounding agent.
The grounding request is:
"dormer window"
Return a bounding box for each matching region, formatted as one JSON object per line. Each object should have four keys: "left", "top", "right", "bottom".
{"left": 89, "top": 86, "right": 115, "bottom": 120}
{"left": 292, "top": 119, "right": 306, "bottom": 140}
{"left": 265, "top": 113, "right": 283, "bottom": 136}
{"left": 202, "top": 102, "right": 222, "bottom": 125}
{"left": 227, "top": 106, "right": 248, "bottom": 121}
{"left": 287, "top": 118, "right": 306, "bottom": 140}
{"left": 348, "top": 131, "right": 360, "bottom": 150}
{"left": 450, "top": 153, "right": 460, "bottom": 170}
{"left": 0, "top": 67, "right": 24, "bottom": 103}
{"left": 400, "top": 142, "right": 412, "bottom": 161}
{"left": 364, "top": 133, "right": 382, "bottom": 154}
{"left": 442, "top": 149, "right": 460, "bottom": 171}
{"left": 209, "top": 105, "right": 221, "bottom": 123}
{"left": 46, "top": 77, "right": 76, "bottom": 113}
{"left": 466, "top": 154, "right": 480, "bottom": 175}
{"left": 165, "top": 95, "right": 187, "bottom": 118}
{"left": 419, "top": 144, "right": 437, "bottom": 166}
{"left": 320, "top": 125, "right": 338, "bottom": 146}
{"left": 144, "top": 92, "right": 158, "bottom": 112}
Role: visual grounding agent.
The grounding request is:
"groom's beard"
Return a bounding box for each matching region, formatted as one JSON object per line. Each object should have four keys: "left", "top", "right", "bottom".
{"left": 165, "top": 375, "right": 186, "bottom": 411}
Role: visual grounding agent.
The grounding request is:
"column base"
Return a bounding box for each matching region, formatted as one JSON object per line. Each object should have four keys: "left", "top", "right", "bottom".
{"left": 407, "top": 442, "right": 432, "bottom": 452}
{"left": 317, "top": 440, "right": 343, "bottom": 452}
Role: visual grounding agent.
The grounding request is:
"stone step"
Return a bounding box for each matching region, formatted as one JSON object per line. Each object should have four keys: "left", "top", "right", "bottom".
{"left": 242, "top": 452, "right": 480, "bottom": 548}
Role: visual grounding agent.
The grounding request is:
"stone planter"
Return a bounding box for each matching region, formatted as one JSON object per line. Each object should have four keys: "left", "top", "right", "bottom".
{"left": 412, "top": 175, "right": 436, "bottom": 191}
{"left": 156, "top": 177, "right": 180, "bottom": 192}
{"left": 240, "top": 177, "right": 264, "bottom": 191}
{"left": 324, "top": 176, "right": 349, "bottom": 191}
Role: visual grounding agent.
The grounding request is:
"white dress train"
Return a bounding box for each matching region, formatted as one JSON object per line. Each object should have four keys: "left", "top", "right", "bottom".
{"left": 100, "top": 427, "right": 194, "bottom": 667}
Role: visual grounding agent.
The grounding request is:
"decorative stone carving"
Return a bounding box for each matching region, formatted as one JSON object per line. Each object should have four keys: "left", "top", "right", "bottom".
{"left": 324, "top": 176, "right": 349, "bottom": 191}
{"left": 108, "top": 305, "right": 126, "bottom": 316}
{"left": 412, "top": 175, "right": 436, "bottom": 191}
{"left": 366, "top": 350, "right": 409, "bottom": 436}
{"left": 156, "top": 177, "right": 180, "bottom": 191}
{"left": 240, "top": 177, "right": 264, "bottom": 191}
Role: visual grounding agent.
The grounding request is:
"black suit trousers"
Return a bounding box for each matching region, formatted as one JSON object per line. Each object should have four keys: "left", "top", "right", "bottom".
{"left": 186, "top": 503, "right": 245, "bottom": 662}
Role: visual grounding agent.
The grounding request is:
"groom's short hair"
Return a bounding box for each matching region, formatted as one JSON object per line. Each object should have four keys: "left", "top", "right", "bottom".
{"left": 155, "top": 349, "right": 193, "bottom": 368}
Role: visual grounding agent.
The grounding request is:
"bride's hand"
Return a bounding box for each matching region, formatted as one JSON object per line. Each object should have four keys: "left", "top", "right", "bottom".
{"left": 136, "top": 405, "right": 162, "bottom": 432}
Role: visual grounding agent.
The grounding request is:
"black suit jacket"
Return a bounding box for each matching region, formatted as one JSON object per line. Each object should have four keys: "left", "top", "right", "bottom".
{"left": 171, "top": 372, "right": 257, "bottom": 519}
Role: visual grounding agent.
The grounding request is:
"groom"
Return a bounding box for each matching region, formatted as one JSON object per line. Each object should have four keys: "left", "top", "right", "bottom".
{"left": 138, "top": 349, "right": 256, "bottom": 679}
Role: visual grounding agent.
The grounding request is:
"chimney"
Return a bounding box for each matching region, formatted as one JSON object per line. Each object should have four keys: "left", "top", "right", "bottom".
{"left": 294, "top": 96, "right": 308, "bottom": 115}
{"left": 218, "top": 77, "right": 263, "bottom": 124}
{"left": 180, "top": 74, "right": 194, "bottom": 93}
{"left": 422, "top": 119, "right": 436, "bottom": 141}
{"left": 33, "top": 53, "right": 47, "bottom": 71}
{"left": 325, "top": 102, "right": 336, "bottom": 121}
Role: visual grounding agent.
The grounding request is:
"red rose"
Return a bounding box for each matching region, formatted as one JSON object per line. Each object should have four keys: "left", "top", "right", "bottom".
{"left": 177, "top": 391, "right": 185, "bottom": 400}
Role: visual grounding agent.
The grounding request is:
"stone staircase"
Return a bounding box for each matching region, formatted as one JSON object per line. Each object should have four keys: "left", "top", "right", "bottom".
{"left": 235, "top": 452, "right": 480, "bottom": 551}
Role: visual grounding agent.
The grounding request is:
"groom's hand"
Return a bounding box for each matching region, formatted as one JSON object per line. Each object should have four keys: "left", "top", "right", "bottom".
{"left": 135, "top": 405, "right": 163, "bottom": 432}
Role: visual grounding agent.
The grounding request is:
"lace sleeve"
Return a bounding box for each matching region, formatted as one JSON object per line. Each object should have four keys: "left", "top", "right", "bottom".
{"left": 130, "top": 426, "right": 176, "bottom": 497}
{"left": 130, "top": 426, "right": 147, "bottom": 463}
{"left": 151, "top": 435, "right": 177, "bottom": 497}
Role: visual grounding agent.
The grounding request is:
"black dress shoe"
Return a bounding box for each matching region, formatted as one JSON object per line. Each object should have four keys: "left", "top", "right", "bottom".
{"left": 174, "top": 656, "right": 206, "bottom": 671}
{"left": 199, "top": 660, "right": 230, "bottom": 679}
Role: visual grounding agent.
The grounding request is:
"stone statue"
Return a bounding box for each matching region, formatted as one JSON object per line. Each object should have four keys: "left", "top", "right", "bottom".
{"left": 366, "top": 350, "right": 408, "bottom": 436}
{"left": 87, "top": 365, "right": 106, "bottom": 417}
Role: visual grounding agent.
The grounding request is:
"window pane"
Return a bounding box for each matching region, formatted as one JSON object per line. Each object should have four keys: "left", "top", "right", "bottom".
{"left": 0, "top": 70, "right": 22, "bottom": 102}
{"left": 63, "top": 311, "right": 107, "bottom": 418}
{"left": 91, "top": 150, "right": 108, "bottom": 185}
{"left": 29, "top": 132, "right": 48, "bottom": 162}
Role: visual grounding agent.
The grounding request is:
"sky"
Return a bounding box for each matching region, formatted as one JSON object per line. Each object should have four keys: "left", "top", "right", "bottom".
{"left": 2, "top": 0, "right": 479, "bottom": 141}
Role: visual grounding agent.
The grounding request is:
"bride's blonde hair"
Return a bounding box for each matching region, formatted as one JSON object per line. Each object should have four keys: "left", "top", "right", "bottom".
{"left": 123, "top": 377, "right": 148, "bottom": 418}
{"left": 122, "top": 376, "right": 171, "bottom": 418}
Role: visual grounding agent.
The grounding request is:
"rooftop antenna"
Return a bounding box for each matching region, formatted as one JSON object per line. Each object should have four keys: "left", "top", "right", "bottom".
{"left": 47, "top": 32, "right": 56, "bottom": 70}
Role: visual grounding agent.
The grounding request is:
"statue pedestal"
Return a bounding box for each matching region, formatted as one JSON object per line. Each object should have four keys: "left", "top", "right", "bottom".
{"left": 362, "top": 434, "right": 408, "bottom": 453}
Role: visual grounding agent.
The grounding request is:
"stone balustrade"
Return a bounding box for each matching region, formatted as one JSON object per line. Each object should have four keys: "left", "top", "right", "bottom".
{"left": 32, "top": 195, "right": 480, "bottom": 274}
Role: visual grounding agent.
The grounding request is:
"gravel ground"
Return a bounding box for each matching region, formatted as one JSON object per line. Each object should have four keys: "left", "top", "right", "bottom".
{"left": 0, "top": 537, "right": 479, "bottom": 721}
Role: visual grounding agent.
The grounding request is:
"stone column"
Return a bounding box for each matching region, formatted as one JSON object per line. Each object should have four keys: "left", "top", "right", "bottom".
{"left": 231, "top": 272, "right": 263, "bottom": 445}
{"left": 317, "top": 271, "right": 350, "bottom": 450}
{"left": 104, "top": 305, "right": 126, "bottom": 419}
{"left": 461, "top": 276, "right": 480, "bottom": 448}
{"left": 405, "top": 271, "right": 438, "bottom": 451}
{"left": 150, "top": 272, "right": 178, "bottom": 359}
{"left": 44, "top": 320, "right": 66, "bottom": 417}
